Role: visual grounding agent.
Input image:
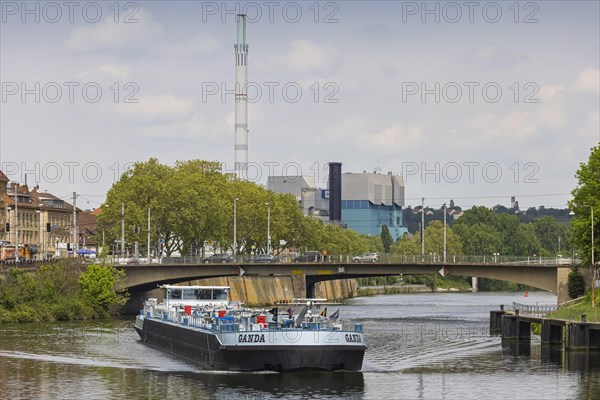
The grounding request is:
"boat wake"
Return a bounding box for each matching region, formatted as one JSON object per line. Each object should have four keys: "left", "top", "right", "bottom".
{"left": 0, "top": 350, "right": 197, "bottom": 373}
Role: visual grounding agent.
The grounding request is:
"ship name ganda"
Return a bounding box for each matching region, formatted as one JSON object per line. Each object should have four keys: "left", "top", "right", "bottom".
{"left": 238, "top": 333, "right": 266, "bottom": 343}
{"left": 345, "top": 334, "right": 362, "bottom": 343}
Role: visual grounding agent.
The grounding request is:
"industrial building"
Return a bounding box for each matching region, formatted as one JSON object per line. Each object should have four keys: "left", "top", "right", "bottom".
{"left": 267, "top": 170, "right": 408, "bottom": 241}
{"left": 341, "top": 171, "right": 407, "bottom": 241}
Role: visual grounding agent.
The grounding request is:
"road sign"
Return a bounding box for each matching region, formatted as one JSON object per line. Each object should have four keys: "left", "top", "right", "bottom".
{"left": 239, "top": 267, "right": 245, "bottom": 277}
{"left": 439, "top": 267, "right": 449, "bottom": 277}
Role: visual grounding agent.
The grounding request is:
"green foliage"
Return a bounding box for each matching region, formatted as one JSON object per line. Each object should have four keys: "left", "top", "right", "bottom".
{"left": 454, "top": 207, "right": 543, "bottom": 256}
{"left": 390, "top": 233, "right": 421, "bottom": 255}
{"left": 96, "top": 158, "right": 382, "bottom": 257}
{"left": 356, "top": 288, "right": 376, "bottom": 296}
{"left": 532, "top": 216, "right": 570, "bottom": 256}
{"left": 389, "top": 221, "right": 462, "bottom": 257}
{"left": 380, "top": 225, "right": 393, "bottom": 253}
{"left": 423, "top": 220, "right": 462, "bottom": 256}
{"left": 0, "top": 261, "right": 128, "bottom": 322}
{"left": 567, "top": 267, "right": 586, "bottom": 299}
{"left": 477, "top": 278, "right": 527, "bottom": 292}
{"left": 79, "top": 264, "right": 128, "bottom": 317}
{"left": 569, "top": 145, "right": 600, "bottom": 268}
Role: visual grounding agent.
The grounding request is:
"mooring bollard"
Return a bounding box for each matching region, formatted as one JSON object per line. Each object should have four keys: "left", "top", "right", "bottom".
{"left": 500, "top": 305, "right": 504, "bottom": 311}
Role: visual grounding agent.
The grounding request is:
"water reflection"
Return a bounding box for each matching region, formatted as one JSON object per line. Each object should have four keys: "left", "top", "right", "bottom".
{"left": 501, "top": 338, "right": 532, "bottom": 357}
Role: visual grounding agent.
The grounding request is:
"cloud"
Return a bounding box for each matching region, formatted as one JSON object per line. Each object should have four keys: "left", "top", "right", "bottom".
{"left": 153, "top": 33, "right": 221, "bottom": 56}
{"left": 538, "top": 85, "right": 564, "bottom": 102}
{"left": 268, "top": 39, "right": 341, "bottom": 74}
{"left": 115, "top": 94, "right": 194, "bottom": 125}
{"left": 134, "top": 112, "right": 224, "bottom": 139}
{"left": 326, "top": 118, "right": 423, "bottom": 154}
{"left": 67, "top": 9, "right": 163, "bottom": 53}
{"left": 459, "top": 44, "right": 528, "bottom": 68}
{"left": 574, "top": 67, "right": 600, "bottom": 94}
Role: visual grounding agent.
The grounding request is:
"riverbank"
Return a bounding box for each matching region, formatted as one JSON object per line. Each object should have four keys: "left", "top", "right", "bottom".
{"left": 0, "top": 262, "right": 127, "bottom": 323}
{"left": 547, "top": 292, "right": 600, "bottom": 322}
{"left": 357, "top": 284, "right": 472, "bottom": 297}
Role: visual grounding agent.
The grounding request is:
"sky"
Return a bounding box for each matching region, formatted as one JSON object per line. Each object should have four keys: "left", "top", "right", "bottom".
{"left": 0, "top": 1, "right": 598, "bottom": 211}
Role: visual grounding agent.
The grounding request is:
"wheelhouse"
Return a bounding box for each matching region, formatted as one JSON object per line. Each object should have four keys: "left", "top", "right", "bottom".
{"left": 160, "top": 285, "right": 230, "bottom": 308}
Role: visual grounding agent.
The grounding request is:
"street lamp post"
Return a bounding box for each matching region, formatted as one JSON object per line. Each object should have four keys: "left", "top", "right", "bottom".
{"left": 421, "top": 197, "right": 425, "bottom": 262}
{"left": 36, "top": 209, "right": 42, "bottom": 260}
{"left": 266, "top": 202, "right": 271, "bottom": 254}
{"left": 233, "top": 198, "right": 238, "bottom": 258}
{"left": 14, "top": 185, "right": 19, "bottom": 263}
{"left": 147, "top": 208, "right": 151, "bottom": 264}
{"left": 121, "top": 203, "right": 125, "bottom": 258}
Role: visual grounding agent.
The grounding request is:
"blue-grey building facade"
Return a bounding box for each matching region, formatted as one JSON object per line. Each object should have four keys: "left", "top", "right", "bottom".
{"left": 341, "top": 172, "right": 407, "bottom": 241}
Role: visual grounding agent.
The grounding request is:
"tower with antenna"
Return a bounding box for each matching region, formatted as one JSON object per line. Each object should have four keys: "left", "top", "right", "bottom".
{"left": 234, "top": 14, "right": 249, "bottom": 178}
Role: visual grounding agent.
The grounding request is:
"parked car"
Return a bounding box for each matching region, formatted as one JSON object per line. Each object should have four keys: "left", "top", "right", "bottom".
{"left": 245, "top": 254, "right": 279, "bottom": 263}
{"left": 352, "top": 252, "right": 380, "bottom": 263}
{"left": 202, "top": 254, "right": 233, "bottom": 264}
{"left": 294, "top": 251, "right": 321, "bottom": 263}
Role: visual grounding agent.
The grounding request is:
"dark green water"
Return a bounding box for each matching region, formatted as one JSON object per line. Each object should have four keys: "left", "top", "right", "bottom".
{"left": 1, "top": 292, "right": 598, "bottom": 399}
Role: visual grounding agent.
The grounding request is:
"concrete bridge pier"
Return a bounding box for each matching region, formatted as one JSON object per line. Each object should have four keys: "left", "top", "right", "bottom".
{"left": 471, "top": 277, "right": 479, "bottom": 292}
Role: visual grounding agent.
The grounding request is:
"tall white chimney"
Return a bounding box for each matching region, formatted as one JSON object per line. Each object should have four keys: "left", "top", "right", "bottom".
{"left": 234, "top": 14, "right": 249, "bottom": 178}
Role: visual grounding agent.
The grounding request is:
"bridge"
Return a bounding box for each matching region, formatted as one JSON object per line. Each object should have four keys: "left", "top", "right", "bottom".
{"left": 118, "top": 259, "right": 576, "bottom": 304}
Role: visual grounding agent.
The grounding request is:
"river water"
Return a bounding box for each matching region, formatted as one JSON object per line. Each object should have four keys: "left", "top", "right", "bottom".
{"left": 1, "top": 292, "right": 598, "bottom": 400}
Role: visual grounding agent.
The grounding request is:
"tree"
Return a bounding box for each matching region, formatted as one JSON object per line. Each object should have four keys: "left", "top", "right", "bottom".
{"left": 380, "top": 225, "right": 393, "bottom": 253}
{"left": 568, "top": 145, "right": 600, "bottom": 267}
{"left": 567, "top": 267, "right": 586, "bottom": 299}
{"left": 423, "top": 220, "right": 462, "bottom": 256}
{"left": 454, "top": 223, "right": 502, "bottom": 255}
{"left": 390, "top": 233, "right": 421, "bottom": 256}
{"left": 78, "top": 264, "right": 128, "bottom": 317}
{"left": 532, "top": 216, "right": 570, "bottom": 255}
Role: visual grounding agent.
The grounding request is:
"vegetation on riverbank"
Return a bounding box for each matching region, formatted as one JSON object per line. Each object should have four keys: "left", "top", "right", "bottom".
{"left": 532, "top": 293, "right": 599, "bottom": 335}
{"left": 356, "top": 275, "right": 473, "bottom": 295}
{"left": 0, "top": 261, "right": 128, "bottom": 323}
{"left": 548, "top": 293, "right": 600, "bottom": 323}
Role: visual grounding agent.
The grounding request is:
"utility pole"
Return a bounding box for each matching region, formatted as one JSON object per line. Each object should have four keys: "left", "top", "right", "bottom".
{"left": 72, "top": 192, "right": 77, "bottom": 255}
{"left": 14, "top": 184, "right": 19, "bottom": 262}
{"left": 421, "top": 197, "right": 425, "bottom": 262}
{"left": 233, "top": 198, "right": 238, "bottom": 257}
{"left": 121, "top": 203, "right": 125, "bottom": 258}
{"left": 266, "top": 202, "right": 271, "bottom": 254}
{"left": 147, "top": 208, "right": 151, "bottom": 264}
{"left": 443, "top": 203, "right": 447, "bottom": 263}
{"left": 591, "top": 206, "right": 595, "bottom": 308}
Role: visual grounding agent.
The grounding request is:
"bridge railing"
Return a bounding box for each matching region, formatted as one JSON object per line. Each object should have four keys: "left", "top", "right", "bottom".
{"left": 116, "top": 254, "right": 581, "bottom": 265}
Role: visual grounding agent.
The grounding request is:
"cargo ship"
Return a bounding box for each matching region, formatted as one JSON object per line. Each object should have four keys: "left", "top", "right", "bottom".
{"left": 134, "top": 285, "right": 366, "bottom": 371}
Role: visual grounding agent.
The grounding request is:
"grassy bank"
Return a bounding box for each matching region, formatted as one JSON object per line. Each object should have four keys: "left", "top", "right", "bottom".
{"left": 0, "top": 261, "right": 128, "bottom": 323}
{"left": 547, "top": 292, "right": 600, "bottom": 323}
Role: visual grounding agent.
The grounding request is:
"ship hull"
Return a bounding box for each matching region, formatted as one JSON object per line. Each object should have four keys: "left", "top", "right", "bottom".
{"left": 136, "top": 318, "right": 365, "bottom": 372}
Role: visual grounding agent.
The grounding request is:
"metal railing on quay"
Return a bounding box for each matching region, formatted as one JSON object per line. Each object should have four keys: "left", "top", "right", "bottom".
{"left": 512, "top": 302, "right": 558, "bottom": 317}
